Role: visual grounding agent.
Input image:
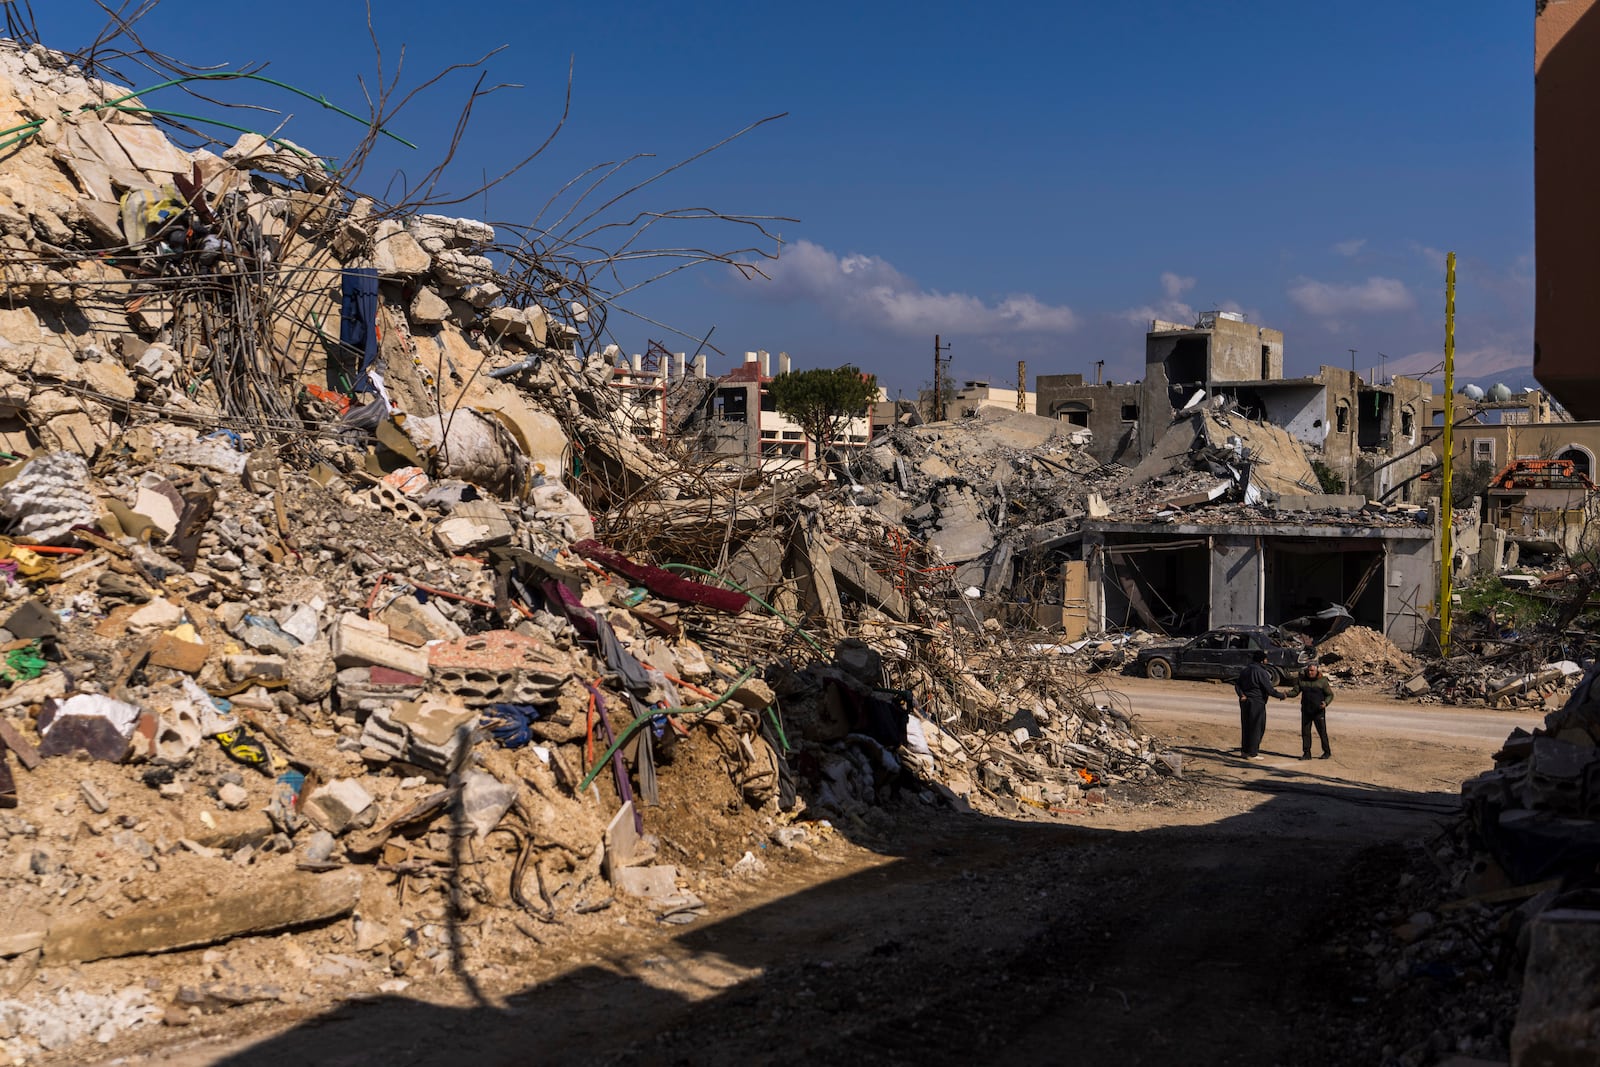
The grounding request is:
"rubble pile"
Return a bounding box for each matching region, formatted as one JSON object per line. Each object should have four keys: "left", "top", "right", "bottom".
{"left": 0, "top": 35, "right": 1181, "bottom": 1062}
{"left": 853, "top": 407, "right": 1110, "bottom": 591}
{"left": 1306, "top": 834, "right": 1524, "bottom": 1066}
{"left": 1315, "top": 625, "right": 1419, "bottom": 683}
{"left": 1347, "top": 653, "right": 1600, "bottom": 1064}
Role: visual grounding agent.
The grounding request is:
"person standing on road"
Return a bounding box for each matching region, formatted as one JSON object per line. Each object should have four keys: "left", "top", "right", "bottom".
{"left": 1233, "top": 650, "right": 1276, "bottom": 760}
{"left": 1277, "top": 662, "right": 1334, "bottom": 760}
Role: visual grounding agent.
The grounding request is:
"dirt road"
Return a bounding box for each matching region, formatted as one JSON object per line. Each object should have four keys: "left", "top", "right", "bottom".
{"left": 104, "top": 683, "right": 1543, "bottom": 1067}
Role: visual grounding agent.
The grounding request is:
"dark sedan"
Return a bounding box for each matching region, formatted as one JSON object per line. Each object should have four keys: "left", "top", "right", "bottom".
{"left": 1135, "top": 625, "right": 1308, "bottom": 683}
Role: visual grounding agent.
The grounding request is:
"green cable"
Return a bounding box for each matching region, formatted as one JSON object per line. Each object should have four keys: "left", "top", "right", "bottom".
{"left": 764, "top": 705, "right": 791, "bottom": 754}
{"left": 579, "top": 666, "right": 758, "bottom": 791}
{"left": 94, "top": 72, "right": 416, "bottom": 150}
{"left": 659, "top": 562, "right": 827, "bottom": 654}
{"left": 104, "top": 105, "right": 335, "bottom": 166}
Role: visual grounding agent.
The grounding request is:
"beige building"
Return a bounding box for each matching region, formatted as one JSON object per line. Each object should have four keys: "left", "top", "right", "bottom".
{"left": 948, "top": 380, "right": 1036, "bottom": 418}
{"left": 1426, "top": 391, "right": 1600, "bottom": 485}
{"left": 666, "top": 350, "right": 880, "bottom": 474}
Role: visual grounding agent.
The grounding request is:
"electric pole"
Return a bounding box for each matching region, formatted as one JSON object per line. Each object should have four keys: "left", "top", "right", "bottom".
{"left": 1440, "top": 253, "right": 1456, "bottom": 656}
{"left": 1016, "top": 360, "right": 1027, "bottom": 412}
{"left": 932, "top": 334, "right": 952, "bottom": 421}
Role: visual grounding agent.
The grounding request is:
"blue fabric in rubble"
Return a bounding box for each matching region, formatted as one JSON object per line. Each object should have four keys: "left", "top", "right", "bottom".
{"left": 339, "top": 267, "right": 380, "bottom": 393}
{"left": 482, "top": 703, "right": 542, "bottom": 749}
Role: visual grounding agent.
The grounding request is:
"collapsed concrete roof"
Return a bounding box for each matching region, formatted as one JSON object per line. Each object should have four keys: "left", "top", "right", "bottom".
{"left": 1125, "top": 409, "right": 1321, "bottom": 504}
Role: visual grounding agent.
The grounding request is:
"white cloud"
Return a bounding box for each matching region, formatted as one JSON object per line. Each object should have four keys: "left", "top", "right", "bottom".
{"left": 1161, "top": 271, "right": 1195, "bottom": 299}
{"left": 1409, "top": 242, "right": 1448, "bottom": 271}
{"left": 740, "top": 240, "right": 1078, "bottom": 336}
{"left": 1286, "top": 276, "right": 1416, "bottom": 317}
{"left": 1332, "top": 238, "right": 1367, "bottom": 257}
{"left": 1120, "top": 271, "right": 1198, "bottom": 327}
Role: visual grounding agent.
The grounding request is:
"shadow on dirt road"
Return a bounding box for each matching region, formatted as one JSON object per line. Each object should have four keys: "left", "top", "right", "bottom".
{"left": 186, "top": 774, "right": 1459, "bottom": 1067}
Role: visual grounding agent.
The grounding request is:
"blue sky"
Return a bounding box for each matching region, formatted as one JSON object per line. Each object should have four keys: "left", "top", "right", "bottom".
{"left": 35, "top": 2, "right": 1533, "bottom": 395}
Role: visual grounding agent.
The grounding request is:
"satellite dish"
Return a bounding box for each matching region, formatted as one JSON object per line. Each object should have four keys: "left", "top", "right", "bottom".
{"left": 1489, "top": 383, "right": 1513, "bottom": 402}
{"left": 1461, "top": 384, "right": 1485, "bottom": 401}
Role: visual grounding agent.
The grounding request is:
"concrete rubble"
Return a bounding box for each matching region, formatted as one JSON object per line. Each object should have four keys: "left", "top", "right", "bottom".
{"left": 0, "top": 22, "right": 1588, "bottom": 1067}
{"left": 0, "top": 36, "right": 1176, "bottom": 1062}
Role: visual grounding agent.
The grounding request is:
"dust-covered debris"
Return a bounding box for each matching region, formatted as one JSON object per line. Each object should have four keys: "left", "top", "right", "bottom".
{"left": 0, "top": 22, "right": 1175, "bottom": 1064}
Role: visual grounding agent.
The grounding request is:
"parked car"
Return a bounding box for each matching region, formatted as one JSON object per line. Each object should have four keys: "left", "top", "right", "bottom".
{"left": 1135, "top": 625, "right": 1308, "bottom": 683}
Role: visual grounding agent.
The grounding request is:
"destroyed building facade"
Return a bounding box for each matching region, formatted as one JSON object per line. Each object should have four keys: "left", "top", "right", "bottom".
{"left": 1424, "top": 387, "right": 1600, "bottom": 566}
{"left": 1034, "top": 372, "right": 1143, "bottom": 464}
{"left": 1067, "top": 408, "right": 1440, "bottom": 651}
{"left": 946, "top": 379, "right": 1036, "bottom": 418}
{"left": 1038, "top": 312, "right": 1434, "bottom": 500}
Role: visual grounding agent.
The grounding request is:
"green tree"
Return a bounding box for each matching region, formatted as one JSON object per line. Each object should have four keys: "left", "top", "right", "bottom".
{"left": 1310, "top": 460, "right": 1345, "bottom": 495}
{"left": 765, "top": 365, "right": 880, "bottom": 467}
{"left": 1453, "top": 460, "right": 1496, "bottom": 511}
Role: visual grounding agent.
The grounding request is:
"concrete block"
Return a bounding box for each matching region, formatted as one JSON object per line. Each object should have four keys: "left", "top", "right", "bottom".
{"left": 388, "top": 698, "right": 476, "bottom": 749}
{"left": 1402, "top": 673, "right": 1432, "bottom": 697}
{"left": 432, "top": 250, "right": 495, "bottom": 288}
{"left": 408, "top": 287, "right": 450, "bottom": 326}
{"left": 484, "top": 305, "right": 531, "bottom": 341}
{"left": 613, "top": 865, "right": 679, "bottom": 902}
{"left": 1512, "top": 909, "right": 1600, "bottom": 1065}
{"left": 302, "top": 778, "right": 375, "bottom": 835}
{"left": 224, "top": 653, "right": 288, "bottom": 683}
{"left": 127, "top": 597, "right": 183, "bottom": 634}
{"left": 331, "top": 613, "right": 431, "bottom": 676}
{"left": 372, "top": 219, "right": 430, "bottom": 277}
{"left": 147, "top": 632, "right": 209, "bottom": 674}
{"left": 217, "top": 782, "right": 249, "bottom": 810}
{"left": 433, "top": 499, "right": 514, "bottom": 554}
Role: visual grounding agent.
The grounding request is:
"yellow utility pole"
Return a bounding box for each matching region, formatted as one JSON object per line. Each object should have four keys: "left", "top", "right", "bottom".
{"left": 1440, "top": 252, "right": 1456, "bottom": 656}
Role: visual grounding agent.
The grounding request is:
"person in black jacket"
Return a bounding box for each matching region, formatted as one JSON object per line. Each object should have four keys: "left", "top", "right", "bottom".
{"left": 1277, "top": 662, "right": 1335, "bottom": 760}
{"left": 1233, "top": 650, "right": 1276, "bottom": 760}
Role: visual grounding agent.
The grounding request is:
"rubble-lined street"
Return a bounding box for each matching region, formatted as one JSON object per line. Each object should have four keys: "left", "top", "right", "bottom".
{"left": 84, "top": 684, "right": 1535, "bottom": 1067}
{"left": 0, "top": 7, "right": 1595, "bottom": 1066}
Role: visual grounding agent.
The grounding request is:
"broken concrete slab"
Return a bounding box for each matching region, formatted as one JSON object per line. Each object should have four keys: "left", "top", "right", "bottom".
{"left": 613, "top": 865, "right": 680, "bottom": 902}
{"left": 38, "top": 867, "right": 362, "bottom": 963}
{"left": 371, "top": 219, "right": 430, "bottom": 278}
{"left": 331, "top": 613, "right": 431, "bottom": 677}
{"left": 830, "top": 547, "right": 908, "bottom": 620}
{"left": 432, "top": 498, "right": 514, "bottom": 554}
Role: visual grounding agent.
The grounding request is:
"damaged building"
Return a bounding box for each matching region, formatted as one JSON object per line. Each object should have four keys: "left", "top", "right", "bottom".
{"left": 1052, "top": 410, "right": 1440, "bottom": 651}
{"left": 664, "top": 350, "right": 881, "bottom": 471}
{"left": 1037, "top": 312, "right": 1433, "bottom": 501}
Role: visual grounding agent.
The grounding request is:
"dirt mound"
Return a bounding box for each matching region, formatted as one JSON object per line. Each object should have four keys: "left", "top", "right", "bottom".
{"left": 1315, "top": 625, "right": 1419, "bottom": 677}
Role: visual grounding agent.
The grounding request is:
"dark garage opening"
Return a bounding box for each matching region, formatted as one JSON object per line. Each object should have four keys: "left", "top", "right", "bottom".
{"left": 1263, "top": 540, "right": 1385, "bottom": 634}
{"left": 1101, "top": 538, "right": 1209, "bottom": 635}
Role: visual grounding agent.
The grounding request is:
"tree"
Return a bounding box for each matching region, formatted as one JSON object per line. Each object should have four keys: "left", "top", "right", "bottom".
{"left": 765, "top": 365, "right": 880, "bottom": 468}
